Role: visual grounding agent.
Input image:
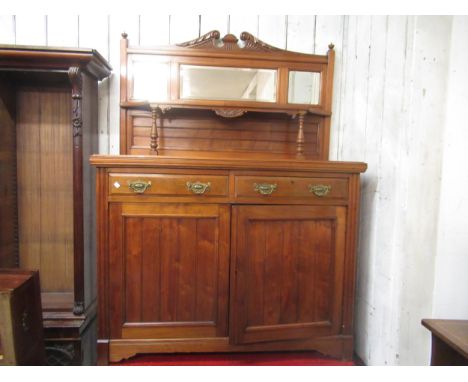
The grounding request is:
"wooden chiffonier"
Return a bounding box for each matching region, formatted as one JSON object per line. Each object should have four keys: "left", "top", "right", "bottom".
{"left": 0, "top": 45, "right": 111, "bottom": 365}
{"left": 91, "top": 31, "right": 367, "bottom": 365}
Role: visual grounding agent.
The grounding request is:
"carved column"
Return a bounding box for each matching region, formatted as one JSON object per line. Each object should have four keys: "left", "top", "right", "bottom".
{"left": 150, "top": 107, "right": 160, "bottom": 154}
{"left": 296, "top": 111, "right": 306, "bottom": 159}
{"left": 68, "top": 67, "right": 84, "bottom": 316}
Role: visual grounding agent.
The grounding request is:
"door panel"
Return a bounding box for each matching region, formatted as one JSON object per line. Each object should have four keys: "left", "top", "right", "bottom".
{"left": 231, "top": 205, "right": 346, "bottom": 344}
{"left": 108, "top": 203, "right": 229, "bottom": 339}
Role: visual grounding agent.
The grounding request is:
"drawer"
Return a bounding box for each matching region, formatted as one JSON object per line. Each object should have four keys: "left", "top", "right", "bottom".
{"left": 109, "top": 173, "right": 229, "bottom": 197}
{"left": 234, "top": 175, "right": 348, "bottom": 200}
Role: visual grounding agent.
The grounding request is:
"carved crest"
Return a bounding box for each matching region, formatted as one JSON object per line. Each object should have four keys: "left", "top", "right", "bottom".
{"left": 214, "top": 108, "right": 246, "bottom": 118}
{"left": 177, "top": 30, "right": 282, "bottom": 52}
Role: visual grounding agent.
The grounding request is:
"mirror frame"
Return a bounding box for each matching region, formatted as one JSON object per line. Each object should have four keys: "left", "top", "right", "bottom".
{"left": 120, "top": 30, "right": 335, "bottom": 115}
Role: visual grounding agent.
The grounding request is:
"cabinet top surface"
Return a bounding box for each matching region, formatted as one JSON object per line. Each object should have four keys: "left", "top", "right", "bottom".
{"left": 422, "top": 319, "right": 468, "bottom": 358}
{"left": 90, "top": 155, "right": 367, "bottom": 174}
{"left": 0, "top": 44, "right": 112, "bottom": 80}
{"left": 0, "top": 270, "right": 35, "bottom": 292}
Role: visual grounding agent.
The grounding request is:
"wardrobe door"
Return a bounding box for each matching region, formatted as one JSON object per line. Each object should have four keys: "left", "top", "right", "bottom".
{"left": 231, "top": 205, "right": 346, "bottom": 344}
{"left": 107, "top": 203, "right": 230, "bottom": 340}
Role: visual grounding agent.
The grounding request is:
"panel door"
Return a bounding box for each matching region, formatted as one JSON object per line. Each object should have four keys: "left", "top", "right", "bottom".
{"left": 230, "top": 205, "right": 346, "bottom": 344}
{"left": 108, "top": 203, "right": 230, "bottom": 339}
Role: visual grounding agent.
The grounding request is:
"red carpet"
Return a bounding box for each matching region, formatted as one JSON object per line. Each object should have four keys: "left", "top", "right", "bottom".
{"left": 113, "top": 352, "right": 356, "bottom": 366}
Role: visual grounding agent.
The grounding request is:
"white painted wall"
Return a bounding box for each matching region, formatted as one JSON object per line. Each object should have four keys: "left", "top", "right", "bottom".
{"left": 1, "top": 14, "right": 466, "bottom": 366}
{"left": 432, "top": 16, "right": 468, "bottom": 320}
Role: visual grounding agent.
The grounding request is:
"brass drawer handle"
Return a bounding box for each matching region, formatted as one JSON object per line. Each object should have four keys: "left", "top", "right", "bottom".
{"left": 254, "top": 183, "right": 277, "bottom": 195}
{"left": 128, "top": 180, "right": 152, "bottom": 194}
{"left": 309, "top": 184, "right": 331, "bottom": 197}
{"left": 186, "top": 181, "right": 211, "bottom": 194}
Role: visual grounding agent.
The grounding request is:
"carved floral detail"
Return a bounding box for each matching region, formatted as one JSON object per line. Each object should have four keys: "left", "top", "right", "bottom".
{"left": 177, "top": 30, "right": 282, "bottom": 52}
{"left": 239, "top": 31, "right": 281, "bottom": 52}
{"left": 73, "top": 301, "right": 84, "bottom": 315}
{"left": 214, "top": 109, "right": 246, "bottom": 118}
{"left": 68, "top": 67, "right": 83, "bottom": 141}
{"left": 176, "top": 30, "right": 221, "bottom": 48}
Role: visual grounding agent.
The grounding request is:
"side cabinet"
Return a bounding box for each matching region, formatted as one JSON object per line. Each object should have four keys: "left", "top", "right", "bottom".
{"left": 230, "top": 205, "right": 346, "bottom": 344}
{"left": 0, "top": 46, "right": 111, "bottom": 365}
{"left": 92, "top": 160, "right": 366, "bottom": 364}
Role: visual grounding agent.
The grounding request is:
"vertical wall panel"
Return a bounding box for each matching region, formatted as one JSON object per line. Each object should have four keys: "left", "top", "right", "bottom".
{"left": 338, "top": 16, "right": 372, "bottom": 162}
{"left": 15, "top": 15, "right": 46, "bottom": 45}
{"left": 139, "top": 15, "right": 170, "bottom": 46}
{"left": 79, "top": 15, "right": 110, "bottom": 155}
{"left": 47, "top": 15, "right": 79, "bottom": 47}
{"left": 371, "top": 16, "right": 413, "bottom": 366}
{"left": 229, "top": 15, "right": 258, "bottom": 37}
{"left": 394, "top": 16, "right": 452, "bottom": 366}
{"left": 0, "top": 16, "right": 15, "bottom": 44}
{"left": 258, "top": 15, "right": 287, "bottom": 49}
{"left": 79, "top": 15, "right": 109, "bottom": 57}
{"left": 314, "top": 16, "right": 344, "bottom": 54}
{"left": 353, "top": 15, "right": 388, "bottom": 364}
{"left": 169, "top": 15, "right": 200, "bottom": 44}
{"left": 108, "top": 15, "right": 139, "bottom": 154}
{"left": 286, "top": 15, "right": 315, "bottom": 53}
{"left": 433, "top": 16, "right": 468, "bottom": 320}
{"left": 314, "top": 16, "right": 344, "bottom": 160}
{"left": 200, "top": 15, "right": 229, "bottom": 36}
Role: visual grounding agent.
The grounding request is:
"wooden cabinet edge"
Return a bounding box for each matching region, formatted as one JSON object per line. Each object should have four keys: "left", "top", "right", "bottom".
{"left": 90, "top": 155, "right": 367, "bottom": 174}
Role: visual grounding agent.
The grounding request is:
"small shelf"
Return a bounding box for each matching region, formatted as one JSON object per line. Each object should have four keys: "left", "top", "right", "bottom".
{"left": 120, "top": 100, "right": 332, "bottom": 117}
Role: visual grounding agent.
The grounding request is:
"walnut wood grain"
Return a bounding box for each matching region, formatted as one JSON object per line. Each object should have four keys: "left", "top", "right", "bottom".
{"left": 16, "top": 85, "right": 74, "bottom": 293}
{"left": 109, "top": 173, "right": 228, "bottom": 197}
{"left": 422, "top": 319, "right": 468, "bottom": 365}
{"left": 107, "top": 203, "right": 230, "bottom": 342}
{"left": 0, "top": 45, "right": 111, "bottom": 80}
{"left": 0, "top": 76, "right": 18, "bottom": 268}
{"left": 125, "top": 109, "right": 323, "bottom": 159}
{"left": 93, "top": 157, "right": 365, "bottom": 364}
{"left": 231, "top": 205, "right": 346, "bottom": 344}
{"left": 96, "top": 31, "right": 364, "bottom": 365}
{"left": 91, "top": 155, "right": 367, "bottom": 173}
{"left": 108, "top": 335, "right": 353, "bottom": 364}
{"left": 0, "top": 45, "right": 110, "bottom": 365}
{"left": 0, "top": 269, "right": 45, "bottom": 365}
{"left": 119, "top": 32, "right": 335, "bottom": 159}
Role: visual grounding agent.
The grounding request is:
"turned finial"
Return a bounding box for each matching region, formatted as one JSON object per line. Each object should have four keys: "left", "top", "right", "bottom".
{"left": 328, "top": 43, "right": 335, "bottom": 50}
{"left": 121, "top": 32, "right": 128, "bottom": 39}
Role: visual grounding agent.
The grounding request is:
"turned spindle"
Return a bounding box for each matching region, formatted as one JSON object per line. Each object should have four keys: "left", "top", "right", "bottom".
{"left": 296, "top": 111, "right": 306, "bottom": 158}
{"left": 150, "top": 107, "right": 160, "bottom": 154}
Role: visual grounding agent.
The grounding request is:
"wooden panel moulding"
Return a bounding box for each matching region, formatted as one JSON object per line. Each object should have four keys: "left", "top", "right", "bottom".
{"left": 126, "top": 109, "right": 323, "bottom": 159}
{"left": 16, "top": 86, "right": 74, "bottom": 293}
{"left": 0, "top": 77, "right": 18, "bottom": 268}
{"left": 68, "top": 67, "right": 85, "bottom": 315}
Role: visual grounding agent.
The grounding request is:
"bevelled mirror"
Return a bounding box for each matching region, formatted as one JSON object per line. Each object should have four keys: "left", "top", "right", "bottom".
{"left": 130, "top": 55, "right": 170, "bottom": 101}
{"left": 288, "top": 71, "right": 321, "bottom": 105}
{"left": 180, "top": 65, "right": 277, "bottom": 102}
